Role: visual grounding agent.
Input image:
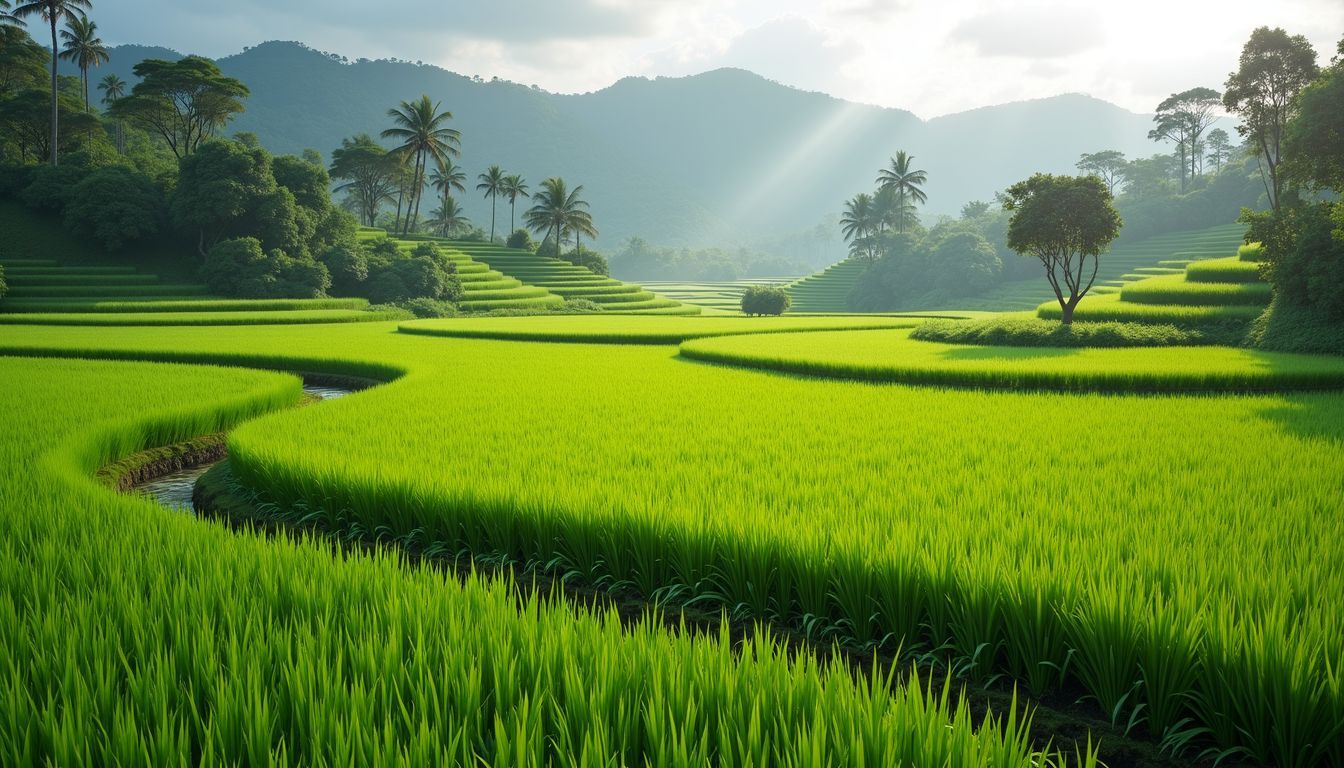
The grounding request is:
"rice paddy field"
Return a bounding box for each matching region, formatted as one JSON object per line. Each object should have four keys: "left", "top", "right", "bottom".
{"left": 2, "top": 310, "right": 1343, "bottom": 766}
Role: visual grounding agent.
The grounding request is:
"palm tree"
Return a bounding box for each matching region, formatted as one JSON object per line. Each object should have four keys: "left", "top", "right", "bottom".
{"left": 0, "top": 0, "right": 22, "bottom": 26}
{"left": 524, "top": 177, "right": 595, "bottom": 257}
{"left": 875, "top": 151, "right": 928, "bottom": 234}
{"left": 13, "top": 0, "right": 93, "bottom": 166}
{"left": 429, "top": 159, "right": 465, "bottom": 230}
{"left": 380, "top": 95, "right": 460, "bottom": 236}
{"left": 476, "top": 165, "right": 505, "bottom": 242}
{"left": 501, "top": 174, "right": 529, "bottom": 234}
{"left": 840, "top": 192, "right": 878, "bottom": 261}
{"left": 429, "top": 197, "right": 470, "bottom": 237}
{"left": 58, "top": 13, "right": 106, "bottom": 111}
{"left": 97, "top": 72, "right": 123, "bottom": 152}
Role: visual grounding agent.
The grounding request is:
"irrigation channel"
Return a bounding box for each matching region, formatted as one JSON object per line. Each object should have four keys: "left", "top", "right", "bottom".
{"left": 133, "top": 383, "right": 354, "bottom": 513}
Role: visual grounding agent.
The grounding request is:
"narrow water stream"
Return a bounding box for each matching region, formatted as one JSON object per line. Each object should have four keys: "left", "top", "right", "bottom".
{"left": 136, "top": 384, "right": 353, "bottom": 513}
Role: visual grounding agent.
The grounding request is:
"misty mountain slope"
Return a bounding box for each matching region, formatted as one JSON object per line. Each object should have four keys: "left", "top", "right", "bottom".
{"left": 66, "top": 41, "right": 1204, "bottom": 248}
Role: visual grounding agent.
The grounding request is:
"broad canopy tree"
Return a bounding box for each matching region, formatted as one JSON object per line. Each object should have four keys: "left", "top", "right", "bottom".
{"left": 1076, "top": 150, "right": 1128, "bottom": 195}
{"left": 107, "top": 56, "right": 249, "bottom": 160}
{"left": 1148, "top": 87, "right": 1221, "bottom": 191}
{"left": 1223, "top": 27, "right": 1319, "bottom": 210}
{"left": 1002, "top": 174, "right": 1122, "bottom": 325}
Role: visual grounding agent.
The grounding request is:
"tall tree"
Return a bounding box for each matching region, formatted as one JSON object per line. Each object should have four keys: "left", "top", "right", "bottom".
{"left": 875, "top": 151, "right": 928, "bottom": 234}
{"left": 1002, "top": 173, "right": 1122, "bottom": 325}
{"left": 525, "top": 177, "right": 595, "bottom": 255}
{"left": 108, "top": 56, "right": 249, "bottom": 160}
{"left": 1224, "top": 27, "right": 1320, "bottom": 210}
{"left": 429, "top": 159, "right": 465, "bottom": 215}
{"left": 1150, "top": 88, "right": 1221, "bottom": 189}
{"left": 476, "top": 164, "right": 505, "bottom": 241}
{"left": 430, "top": 196, "right": 469, "bottom": 237}
{"left": 0, "top": 0, "right": 23, "bottom": 27}
{"left": 329, "top": 134, "right": 396, "bottom": 227}
{"left": 96, "top": 71, "right": 122, "bottom": 151}
{"left": 1203, "top": 128, "right": 1233, "bottom": 173}
{"left": 1281, "top": 37, "right": 1343, "bottom": 194}
{"left": 12, "top": 0, "right": 92, "bottom": 166}
{"left": 839, "top": 192, "right": 878, "bottom": 261}
{"left": 1075, "top": 150, "right": 1128, "bottom": 195}
{"left": 501, "top": 173, "right": 529, "bottom": 234}
{"left": 56, "top": 13, "right": 104, "bottom": 111}
{"left": 381, "top": 95, "right": 459, "bottom": 236}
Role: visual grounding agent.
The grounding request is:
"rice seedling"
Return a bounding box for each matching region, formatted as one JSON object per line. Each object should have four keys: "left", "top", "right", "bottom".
{"left": 0, "top": 309, "right": 395, "bottom": 326}
{"left": 1119, "top": 274, "right": 1271, "bottom": 306}
{"left": 0, "top": 353, "right": 1083, "bottom": 766}
{"left": 0, "top": 297, "right": 370, "bottom": 313}
{"left": 1184, "top": 257, "right": 1264, "bottom": 284}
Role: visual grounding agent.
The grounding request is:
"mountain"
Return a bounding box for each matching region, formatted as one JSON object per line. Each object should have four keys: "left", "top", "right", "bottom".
{"left": 63, "top": 40, "right": 1216, "bottom": 253}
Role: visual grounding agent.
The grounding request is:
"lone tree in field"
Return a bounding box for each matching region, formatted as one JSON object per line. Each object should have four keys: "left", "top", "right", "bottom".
{"left": 1002, "top": 174, "right": 1121, "bottom": 325}
{"left": 12, "top": 0, "right": 92, "bottom": 166}
{"left": 108, "top": 56, "right": 249, "bottom": 160}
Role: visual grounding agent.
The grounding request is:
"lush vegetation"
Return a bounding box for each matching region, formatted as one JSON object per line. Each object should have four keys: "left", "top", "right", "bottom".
{"left": 911, "top": 316, "right": 1233, "bottom": 347}
{"left": 739, "top": 284, "right": 790, "bottom": 316}
{"left": 2, "top": 320, "right": 1342, "bottom": 767}
{"left": 0, "top": 352, "right": 1095, "bottom": 767}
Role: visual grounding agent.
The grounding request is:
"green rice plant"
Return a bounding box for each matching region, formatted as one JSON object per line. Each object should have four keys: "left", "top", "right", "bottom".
{"left": 1185, "top": 257, "right": 1264, "bottom": 284}
{"left": 1036, "top": 293, "right": 1263, "bottom": 325}
{"left": 1, "top": 319, "right": 1341, "bottom": 766}
{"left": 911, "top": 315, "right": 1233, "bottom": 347}
{"left": 400, "top": 315, "right": 925, "bottom": 344}
{"left": 679, "top": 328, "right": 1344, "bottom": 392}
{"left": 0, "top": 297, "right": 369, "bottom": 313}
{"left": 1239, "top": 242, "right": 1265, "bottom": 262}
{"left": 1119, "top": 274, "right": 1271, "bottom": 306}
{"left": 0, "top": 309, "right": 396, "bottom": 326}
{"left": 0, "top": 354, "right": 1095, "bottom": 767}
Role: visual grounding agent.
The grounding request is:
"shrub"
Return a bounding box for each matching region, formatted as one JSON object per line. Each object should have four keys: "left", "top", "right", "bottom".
{"left": 20, "top": 164, "right": 88, "bottom": 213}
{"left": 318, "top": 244, "right": 369, "bottom": 296}
{"left": 910, "top": 316, "right": 1241, "bottom": 347}
{"left": 62, "top": 166, "right": 164, "bottom": 251}
{"left": 506, "top": 229, "right": 535, "bottom": 251}
{"left": 0, "top": 265, "right": 6, "bottom": 300}
{"left": 563, "top": 248, "right": 609, "bottom": 276}
{"left": 561, "top": 298, "right": 604, "bottom": 313}
{"left": 200, "top": 237, "right": 331, "bottom": 299}
{"left": 741, "top": 285, "right": 791, "bottom": 316}
{"left": 396, "top": 297, "right": 459, "bottom": 318}
{"left": 1238, "top": 242, "right": 1264, "bottom": 262}
{"left": 364, "top": 242, "right": 462, "bottom": 304}
{"left": 1246, "top": 298, "right": 1344, "bottom": 355}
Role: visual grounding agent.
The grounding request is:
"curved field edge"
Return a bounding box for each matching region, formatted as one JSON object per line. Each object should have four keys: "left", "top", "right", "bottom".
{"left": 0, "top": 355, "right": 1080, "bottom": 767}
{"left": 3, "top": 323, "right": 1342, "bottom": 766}
{"left": 677, "top": 329, "right": 1344, "bottom": 393}
{"left": 397, "top": 314, "right": 936, "bottom": 344}
{"left": 0, "top": 309, "right": 401, "bottom": 326}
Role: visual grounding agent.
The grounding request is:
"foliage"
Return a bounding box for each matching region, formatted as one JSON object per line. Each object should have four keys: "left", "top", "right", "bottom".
{"left": 1222, "top": 27, "right": 1320, "bottom": 210}
{"left": 55, "top": 13, "right": 106, "bottom": 110}
{"left": 61, "top": 165, "right": 162, "bottom": 250}
{"left": 560, "top": 247, "right": 608, "bottom": 276}
{"left": 389, "top": 297, "right": 459, "bottom": 318}
{"left": 1147, "top": 87, "right": 1221, "bottom": 191}
{"left": 200, "top": 237, "right": 330, "bottom": 299}
{"left": 874, "top": 150, "right": 927, "bottom": 234}
{"left": 1246, "top": 296, "right": 1344, "bottom": 355}
{"left": 1244, "top": 202, "right": 1344, "bottom": 319}
{"left": 910, "top": 316, "right": 1234, "bottom": 347}
{"left": 0, "top": 83, "right": 101, "bottom": 163}
{"left": 1075, "top": 150, "right": 1127, "bottom": 195}
{"left": 18, "top": 159, "right": 84, "bottom": 211}
{"left": 380, "top": 95, "right": 459, "bottom": 235}
{"left": 329, "top": 134, "right": 396, "bottom": 227}
{"left": 504, "top": 228, "right": 535, "bottom": 251}
{"left": 740, "top": 284, "right": 790, "bottom": 315}
{"left": 1003, "top": 174, "right": 1122, "bottom": 324}
{"left": 107, "top": 56, "right": 249, "bottom": 159}
{"left": 610, "top": 236, "right": 808, "bottom": 282}
{"left": 525, "top": 177, "right": 596, "bottom": 252}
{"left": 361, "top": 239, "right": 462, "bottom": 304}
{"left": 1282, "top": 48, "right": 1344, "bottom": 193}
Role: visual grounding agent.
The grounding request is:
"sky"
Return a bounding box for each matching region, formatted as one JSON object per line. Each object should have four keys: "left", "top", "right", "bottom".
{"left": 85, "top": 0, "right": 1343, "bottom": 118}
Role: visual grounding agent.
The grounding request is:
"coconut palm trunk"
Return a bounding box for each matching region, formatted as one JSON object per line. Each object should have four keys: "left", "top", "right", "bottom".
{"left": 46, "top": 15, "right": 58, "bottom": 165}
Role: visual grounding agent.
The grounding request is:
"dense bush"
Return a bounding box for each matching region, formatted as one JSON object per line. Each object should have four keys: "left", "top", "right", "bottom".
{"left": 62, "top": 167, "right": 164, "bottom": 251}
{"left": 911, "top": 316, "right": 1240, "bottom": 347}
{"left": 849, "top": 227, "right": 1004, "bottom": 311}
{"left": 1246, "top": 202, "right": 1344, "bottom": 319}
{"left": 741, "top": 285, "right": 791, "bottom": 315}
{"left": 0, "top": 264, "right": 6, "bottom": 300}
{"left": 505, "top": 229, "right": 535, "bottom": 251}
{"left": 395, "top": 297, "right": 460, "bottom": 318}
{"left": 560, "top": 298, "right": 604, "bottom": 313}
{"left": 20, "top": 165, "right": 89, "bottom": 213}
{"left": 363, "top": 241, "right": 462, "bottom": 304}
{"left": 1246, "top": 298, "right": 1344, "bottom": 355}
{"left": 317, "top": 243, "right": 369, "bottom": 296}
{"left": 200, "top": 237, "right": 331, "bottom": 299}
{"left": 563, "top": 248, "right": 609, "bottom": 276}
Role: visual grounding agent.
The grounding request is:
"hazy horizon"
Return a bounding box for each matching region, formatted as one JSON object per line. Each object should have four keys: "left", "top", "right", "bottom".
{"left": 52, "top": 0, "right": 1344, "bottom": 119}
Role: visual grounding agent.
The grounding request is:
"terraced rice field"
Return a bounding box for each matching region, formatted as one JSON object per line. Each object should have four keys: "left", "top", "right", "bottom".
{"left": 1037, "top": 250, "right": 1270, "bottom": 327}
{"left": 2, "top": 315, "right": 1342, "bottom": 767}
{"left": 783, "top": 259, "right": 870, "bottom": 312}
{"left": 412, "top": 236, "right": 699, "bottom": 315}
{"left": 640, "top": 277, "right": 797, "bottom": 313}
